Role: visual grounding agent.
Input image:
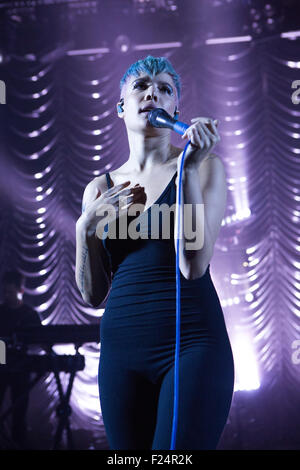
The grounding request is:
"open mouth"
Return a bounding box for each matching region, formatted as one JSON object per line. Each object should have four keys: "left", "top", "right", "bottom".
{"left": 140, "top": 107, "right": 156, "bottom": 113}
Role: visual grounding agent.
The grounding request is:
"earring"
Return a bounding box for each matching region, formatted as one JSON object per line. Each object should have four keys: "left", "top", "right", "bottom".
{"left": 117, "top": 98, "right": 124, "bottom": 113}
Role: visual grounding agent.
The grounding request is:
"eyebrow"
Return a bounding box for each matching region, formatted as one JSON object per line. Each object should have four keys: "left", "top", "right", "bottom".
{"left": 132, "top": 77, "right": 174, "bottom": 90}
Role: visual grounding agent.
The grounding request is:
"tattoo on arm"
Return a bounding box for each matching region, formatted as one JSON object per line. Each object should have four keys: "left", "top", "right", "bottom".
{"left": 79, "top": 247, "right": 89, "bottom": 294}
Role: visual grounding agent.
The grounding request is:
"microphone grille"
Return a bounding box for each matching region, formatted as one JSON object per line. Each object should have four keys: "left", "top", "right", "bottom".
{"left": 148, "top": 108, "right": 173, "bottom": 128}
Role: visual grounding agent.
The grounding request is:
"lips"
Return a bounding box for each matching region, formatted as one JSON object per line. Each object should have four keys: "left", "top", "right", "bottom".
{"left": 140, "top": 106, "right": 157, "bottom": 113}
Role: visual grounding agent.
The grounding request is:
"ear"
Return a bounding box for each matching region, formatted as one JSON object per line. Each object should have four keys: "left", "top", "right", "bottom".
{"left": 117, "top": 99, "right": 124, "bottom": 118}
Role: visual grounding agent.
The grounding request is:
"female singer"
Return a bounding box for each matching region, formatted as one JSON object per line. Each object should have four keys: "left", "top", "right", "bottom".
{"left": 75, "top": 55, "right": 234, "bottom": 450}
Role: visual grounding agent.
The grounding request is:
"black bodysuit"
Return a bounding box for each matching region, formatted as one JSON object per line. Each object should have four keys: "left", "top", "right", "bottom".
{"left": 98, "top": 170, "right": 234, "bottom": 450}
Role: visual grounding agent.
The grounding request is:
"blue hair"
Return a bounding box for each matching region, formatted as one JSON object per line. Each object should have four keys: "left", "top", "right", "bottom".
{"left": 120, "top": 55, "right": 181, "bottom": 100}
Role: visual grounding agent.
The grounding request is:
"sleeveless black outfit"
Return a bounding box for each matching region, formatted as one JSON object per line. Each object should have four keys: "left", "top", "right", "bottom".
{"left": 98, "top": 170, "right": 234, "bottom": 450}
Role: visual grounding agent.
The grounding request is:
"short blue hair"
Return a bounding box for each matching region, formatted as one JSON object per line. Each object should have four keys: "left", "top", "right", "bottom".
{"left": 120, "top": 55, "right": 181, "bottom": 100}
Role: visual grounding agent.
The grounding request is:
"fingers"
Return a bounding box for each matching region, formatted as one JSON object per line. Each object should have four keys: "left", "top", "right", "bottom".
{"left": 109, "top": 183, "right": 146, "bottom": 206}
{"left": 182, "top": 117, "right": 220, "bottom": 150}
{"left": 190, "top": 126, "right": 206, "bottom": 149}
{"left": 190, "top": 117, "right": 219, "bottom": 137}
{"left": 182, "top": 125, "right": 208, "bottom": 149}
{"left": 110, "top": 182, "right": 142, "bottom": 198}
{"left": 190, "top": 117, "right": 219, "bottom": 127}
{"left": 83, "top": 180, "right": 129, "bottom": 214}
{"left": 84, "top": 176, "right": 146, "bottom": 219}
{"left": 109, "top": 180, "right": 131, "bottom": 193}
{"left": 202, "top": 121, "right": 218, "bottom": 143}
{"left": 121, "top": 188, "right": 147, "bottom": 209}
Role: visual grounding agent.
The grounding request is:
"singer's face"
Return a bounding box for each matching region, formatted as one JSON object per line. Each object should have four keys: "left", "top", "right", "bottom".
{"left": 120, "top": 72, "right": 178, "bottom": 134}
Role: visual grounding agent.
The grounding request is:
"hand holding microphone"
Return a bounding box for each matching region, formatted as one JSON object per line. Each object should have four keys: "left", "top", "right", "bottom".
{"left": 148, "top": 108, "right": 220, "bottom": 168}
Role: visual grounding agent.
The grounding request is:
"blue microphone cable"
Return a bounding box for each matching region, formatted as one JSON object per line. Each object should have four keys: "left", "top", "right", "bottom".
{"left": 170, "top": 137, "right": 191, "bottom": 450}
{"left": 146, "top": 107, "right": 191, "bottom": 450}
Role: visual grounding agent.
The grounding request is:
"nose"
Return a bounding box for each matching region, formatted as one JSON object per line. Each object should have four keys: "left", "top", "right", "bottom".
{"left": 145, "top": 84, "right": 158, "bottom": 102}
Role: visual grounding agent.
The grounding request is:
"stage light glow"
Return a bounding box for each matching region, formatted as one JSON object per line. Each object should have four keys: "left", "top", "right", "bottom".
{"left": 36, "top": 285, "right": 48, "bottom": 293}
{"left": 245, "top": 293, "right": 254, "bottom": 302}
{"left": 37, "top": 208, "right": 46, "bottom": 214}
{"left": 115, "top": 35, "right": 131, "bottom": 54}
{"left": 233, "top": 336, "right": 260, "bottom": 391}
{"left": 134, "top": 42, "right": 182, "bottom": 50}
{"left": 205, "top": 35, "right": 252, "bottom": 45}
{"left": 67, "top": 47, "right": 110, "bottom": 56}
{"left": 248, "top": 258, "right": 259, "bottom": 267}
{"left": 281, "top": 30, "right": 300, "bottom": 40}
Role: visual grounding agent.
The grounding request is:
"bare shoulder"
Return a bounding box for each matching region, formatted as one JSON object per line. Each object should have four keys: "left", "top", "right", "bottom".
{"left": 82, "top": 173, "right": 109, "bottom": 209}
{"left": 90, "top": 173, "right": 110, "bottom": 192}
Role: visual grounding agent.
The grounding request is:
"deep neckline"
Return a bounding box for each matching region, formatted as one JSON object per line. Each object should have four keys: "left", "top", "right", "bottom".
{"left": 108, "top": 170, "right": 177, "bottom": 214}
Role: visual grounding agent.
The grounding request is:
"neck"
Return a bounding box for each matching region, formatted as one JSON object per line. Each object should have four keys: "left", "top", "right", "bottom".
{"left": 125, "top": 130, "right": 174, "bottom": 173}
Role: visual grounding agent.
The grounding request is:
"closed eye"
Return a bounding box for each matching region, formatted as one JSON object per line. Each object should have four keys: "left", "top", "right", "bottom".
{"left": 133, "top": 81, "right": 173, "bottom": 95}
{"left": 133, "top": 82, "right": 147, "bottom": 90}
{"left": 161, "top": 85, "right": 173, "bottom": 94}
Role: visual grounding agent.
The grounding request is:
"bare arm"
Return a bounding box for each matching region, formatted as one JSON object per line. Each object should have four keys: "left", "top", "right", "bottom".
{"left": 75, "top": 177, "right": 112, "bottom": 308}
{"left": 75, "top": 216, "right": 111, "bottom": 308}
{"left": 175, "top": 154, "right": 227, "bottom": 280}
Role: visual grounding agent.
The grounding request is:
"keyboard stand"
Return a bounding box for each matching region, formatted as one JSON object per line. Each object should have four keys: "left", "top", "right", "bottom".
{"left": 0, "top": 352, "right": 84, "bottom": 450}
{"left": 52, "top": 367, "right": 76, "bottom": 450}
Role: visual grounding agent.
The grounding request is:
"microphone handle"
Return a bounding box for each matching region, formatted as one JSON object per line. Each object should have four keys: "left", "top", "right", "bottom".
{"left": 173, "top": 121, "right": 189, "bottom": 136}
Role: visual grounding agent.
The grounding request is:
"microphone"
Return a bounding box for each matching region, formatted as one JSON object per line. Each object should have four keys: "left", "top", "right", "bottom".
{"left": 147, "top": 108, "right": 189, "bottom": 136}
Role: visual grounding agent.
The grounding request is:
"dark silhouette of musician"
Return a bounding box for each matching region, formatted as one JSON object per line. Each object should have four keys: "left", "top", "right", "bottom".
{"left": 0, "top": 270, "right": 41, "bottom": 448}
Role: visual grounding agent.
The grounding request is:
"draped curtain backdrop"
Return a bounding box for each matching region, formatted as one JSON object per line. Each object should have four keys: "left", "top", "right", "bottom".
{"left": 0, "top": 37, "right": 300, "bottom": 449}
